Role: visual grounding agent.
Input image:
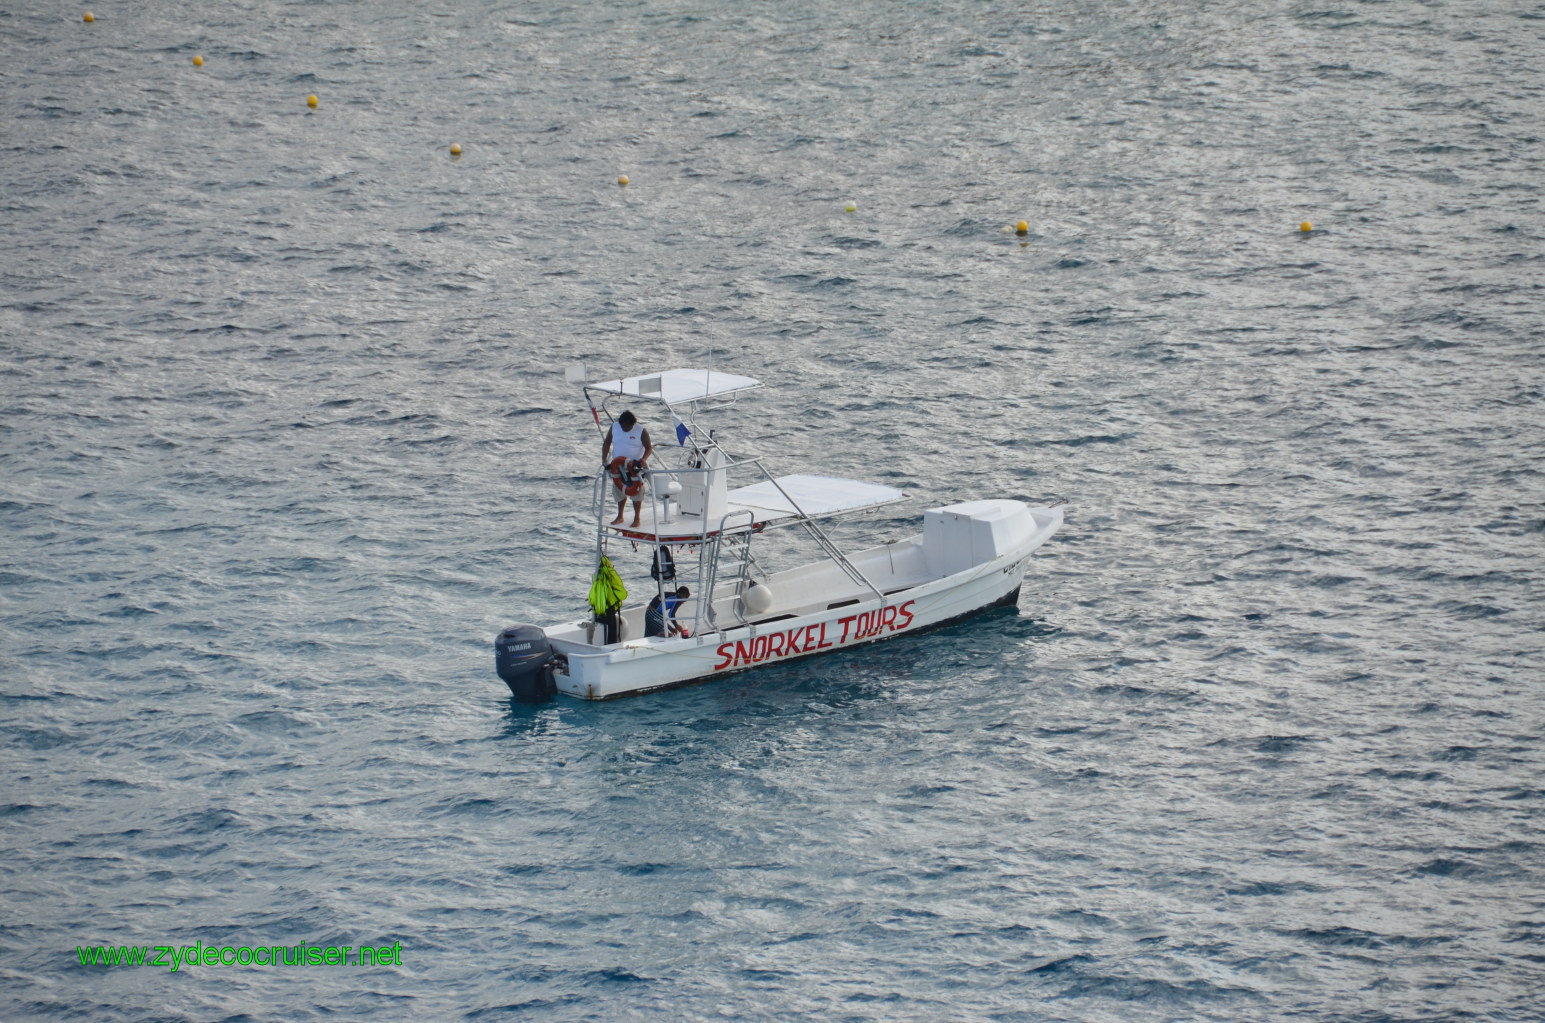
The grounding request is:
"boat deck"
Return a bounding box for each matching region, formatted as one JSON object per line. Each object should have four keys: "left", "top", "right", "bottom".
{"left": 550, "top": 532, "right": 938, "bottom": 651}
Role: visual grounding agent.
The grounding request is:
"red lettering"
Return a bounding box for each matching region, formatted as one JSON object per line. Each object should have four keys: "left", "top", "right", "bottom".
{"left": 714, "top": 604, "right": 912, "bottom": 673}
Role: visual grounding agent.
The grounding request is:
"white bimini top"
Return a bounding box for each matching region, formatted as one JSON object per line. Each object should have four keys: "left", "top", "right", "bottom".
{"left": 728, "top": 475, "right": 904, "bottom": 521}
{"left": 587, "top": 368, "right": 762, "bottom": 407}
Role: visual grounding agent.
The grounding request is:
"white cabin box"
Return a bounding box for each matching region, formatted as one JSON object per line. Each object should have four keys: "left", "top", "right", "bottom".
{"left": 923, "top": 500, "right": 1035, "bottom": 577}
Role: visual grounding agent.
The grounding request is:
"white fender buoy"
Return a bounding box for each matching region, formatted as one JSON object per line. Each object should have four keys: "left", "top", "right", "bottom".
{"left": 743, "top": 581, "right": 774, "bottom": 615}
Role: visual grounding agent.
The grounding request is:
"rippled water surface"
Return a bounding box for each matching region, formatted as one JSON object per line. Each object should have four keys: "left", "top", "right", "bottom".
{"left": 3, "top": 1, "right": 1543, "bottom": 1020}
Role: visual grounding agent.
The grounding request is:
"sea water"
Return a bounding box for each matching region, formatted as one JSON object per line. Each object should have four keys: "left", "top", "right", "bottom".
{"left": 2, "top": 1, "right": 1542, "bottom": 1020}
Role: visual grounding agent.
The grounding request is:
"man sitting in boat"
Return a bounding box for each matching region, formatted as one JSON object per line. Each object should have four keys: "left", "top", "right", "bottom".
{"left": 601, "top": 409, "right": 654, "bottom": 528}
{"left": 645, "top": 586, "right": 691, "bottom": 638}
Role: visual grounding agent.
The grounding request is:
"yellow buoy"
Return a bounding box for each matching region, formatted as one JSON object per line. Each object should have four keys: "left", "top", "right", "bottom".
{"left": 307, "top": 94, "right": 318, "bottom": 109}
{"left": 449, "top": 143, "right": 462, "bottom": 156}
{"left": 192, "top": 55, "right": 204, "bottom": 67}
{"left": 1016, "top": 220, "right": 1029, "bottom": 235}
{"left": 617, "top": 174, "right": 629, "bottom": 187}
{"left": 844, "top": 201, "right": 857, "bottom": 212}
{"left": 83, "top": 11, "right": 94, "bottom": 21}
{"left": 1300, "top": 220, "right": 1312, "bottom": 232}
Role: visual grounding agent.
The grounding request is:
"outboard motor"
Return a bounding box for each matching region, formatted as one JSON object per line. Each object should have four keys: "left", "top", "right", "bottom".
{"left": 495, "top": 625, "right": 557, "bottom": 702}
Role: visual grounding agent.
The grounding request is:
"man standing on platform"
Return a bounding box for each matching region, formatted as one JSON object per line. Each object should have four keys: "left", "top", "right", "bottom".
{"left": 601, "top": 410, "right": 654, "bottom": 528}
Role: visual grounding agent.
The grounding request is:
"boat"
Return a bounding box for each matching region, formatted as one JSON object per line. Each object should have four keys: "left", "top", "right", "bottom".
{"left": 495, "top": 367, "right": 1063, "bottom": 701}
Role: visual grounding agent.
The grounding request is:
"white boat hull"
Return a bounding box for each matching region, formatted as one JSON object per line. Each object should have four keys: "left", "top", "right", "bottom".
{"left": 541, "top": 501, "right": 1061, "bottom": 700}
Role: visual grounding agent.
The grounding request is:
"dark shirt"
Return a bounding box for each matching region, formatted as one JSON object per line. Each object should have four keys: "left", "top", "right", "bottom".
{"left": 644, "top": 593, "right": 684, "bottom": 637}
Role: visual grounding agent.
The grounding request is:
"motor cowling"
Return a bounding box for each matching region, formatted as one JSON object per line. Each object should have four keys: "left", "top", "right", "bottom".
{"left": 495, "top": 625, "right": 556, "bottom": 701}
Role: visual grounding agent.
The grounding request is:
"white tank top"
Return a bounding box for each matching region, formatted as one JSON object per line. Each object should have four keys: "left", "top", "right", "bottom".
{"left": 610, "top": 421, "right": 646, "bottom": 460}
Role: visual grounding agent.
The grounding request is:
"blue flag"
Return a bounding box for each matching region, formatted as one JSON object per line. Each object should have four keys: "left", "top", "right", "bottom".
{"left": 673, "top": 414, "right": 690, "bottom": 446}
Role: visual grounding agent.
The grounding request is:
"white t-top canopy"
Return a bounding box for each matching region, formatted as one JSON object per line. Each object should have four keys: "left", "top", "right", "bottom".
{"left": 728, "top": 474, "right": 905, "bottom": 522}
{"left": 586, "top": 368, "right": 761, "bottom": 406}
{"left": 613, "top": 474, "right": 904, "bottom": 541}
